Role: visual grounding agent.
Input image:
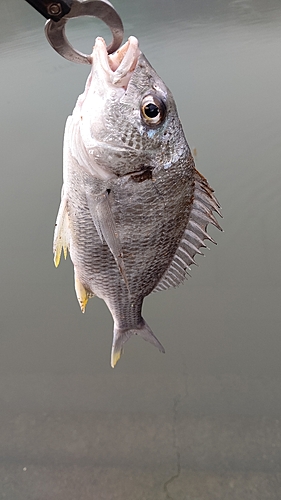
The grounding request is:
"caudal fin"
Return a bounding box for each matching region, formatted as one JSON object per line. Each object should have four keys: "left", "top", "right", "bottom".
{"left": 111, "top": 319, "right": 165, "bottom": 368}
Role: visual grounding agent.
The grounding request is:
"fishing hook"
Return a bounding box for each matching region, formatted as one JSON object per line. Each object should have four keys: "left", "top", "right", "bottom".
{"left": 44, "top": 0, "right": 124, "bottom": 63}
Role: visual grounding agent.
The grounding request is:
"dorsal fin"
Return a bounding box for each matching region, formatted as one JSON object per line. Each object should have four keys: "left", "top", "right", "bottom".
{"left": 153, "top": 170, "right": 222, "bottom": 292}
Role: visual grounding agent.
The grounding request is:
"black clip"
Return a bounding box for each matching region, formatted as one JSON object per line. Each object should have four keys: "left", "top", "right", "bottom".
{"left": 25, "top": 0, "right": 73, "bottom": 22}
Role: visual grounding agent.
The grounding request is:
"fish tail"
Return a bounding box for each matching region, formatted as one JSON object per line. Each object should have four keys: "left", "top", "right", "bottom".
{"left": 111, "top": 319, "right": 165, "bottom": 368}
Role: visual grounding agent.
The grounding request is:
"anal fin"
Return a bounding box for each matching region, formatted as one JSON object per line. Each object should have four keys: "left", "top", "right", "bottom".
{"left": 74, "top": 268, "right": 93, "bottom": 313}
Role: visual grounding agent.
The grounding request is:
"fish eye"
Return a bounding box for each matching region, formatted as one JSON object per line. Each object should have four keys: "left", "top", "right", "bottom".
{"left": 141, "top": 94, "right": 166, "bottom": 126}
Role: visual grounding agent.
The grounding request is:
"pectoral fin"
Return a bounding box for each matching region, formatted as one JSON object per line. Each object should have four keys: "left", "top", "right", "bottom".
{"left": 53, "top": 192, "right": 70, "bottom": 267}
{"left": 86, "top": 189, "right": 128, "bottom": 288}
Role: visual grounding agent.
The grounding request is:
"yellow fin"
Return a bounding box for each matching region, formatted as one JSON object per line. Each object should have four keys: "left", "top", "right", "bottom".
{"left": 111, "top": 345, "right": 123, "bottom": 368}
{"left": 111, "top": 320, "right": 165, "bottom": 368}
{"left": 74, "top": 271, "right": 91, "bottom": 313}
{"left": 63, "top": 245, "right": 68, "bottom": 260}
{"left": 54, "top": 246, "right": 62, "bottom": 268}
{"left": 53, "top": 192, "right": 70, "bottom": 267}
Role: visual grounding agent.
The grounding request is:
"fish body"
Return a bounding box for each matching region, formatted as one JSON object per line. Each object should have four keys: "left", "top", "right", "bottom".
{"left": 54, "top": 36, "right": 221, "bottom": 367}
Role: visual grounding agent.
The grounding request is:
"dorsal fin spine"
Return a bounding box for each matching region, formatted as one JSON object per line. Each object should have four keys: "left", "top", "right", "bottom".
{"left": 153, "top": 170, "right": 222, "bottom": 293}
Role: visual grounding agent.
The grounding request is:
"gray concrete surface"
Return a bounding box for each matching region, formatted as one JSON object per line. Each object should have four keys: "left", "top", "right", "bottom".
{"left": 1, "top": 374, "right": 281, "bottom": 499}
{"left": 1, "top": 409, "right": 281, "bottom": 499}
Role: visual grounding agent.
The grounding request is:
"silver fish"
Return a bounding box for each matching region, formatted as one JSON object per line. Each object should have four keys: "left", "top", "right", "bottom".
{"left": 53, "top": 36, "right": 222, "bottom": 367}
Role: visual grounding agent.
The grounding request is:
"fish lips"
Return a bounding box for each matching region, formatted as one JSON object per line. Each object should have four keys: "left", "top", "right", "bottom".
{"left": 89, "top": 36, "right": 141, "bottom": 90}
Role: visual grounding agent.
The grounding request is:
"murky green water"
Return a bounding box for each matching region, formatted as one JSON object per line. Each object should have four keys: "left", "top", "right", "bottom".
{"left": 0, "top": 0, "right": 281, "bottom": 498}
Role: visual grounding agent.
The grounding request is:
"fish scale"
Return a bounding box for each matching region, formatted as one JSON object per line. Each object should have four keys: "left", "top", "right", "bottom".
{"left": 53, "top": 36, "right": 221, "bottom": 367}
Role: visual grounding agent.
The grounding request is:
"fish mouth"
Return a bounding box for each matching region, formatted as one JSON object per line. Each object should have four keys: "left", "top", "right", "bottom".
{"left": 91, "top": 36, "right": 141, "bottom": 89}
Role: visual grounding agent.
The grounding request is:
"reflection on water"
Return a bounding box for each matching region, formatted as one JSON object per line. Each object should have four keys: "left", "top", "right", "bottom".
{"left": 0, "top": 0, "right": 281, "bottom": 498}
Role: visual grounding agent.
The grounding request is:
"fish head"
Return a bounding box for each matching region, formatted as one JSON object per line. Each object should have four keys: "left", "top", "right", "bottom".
{"left": 70, "top": 36, "right": 188, "bottom": 178}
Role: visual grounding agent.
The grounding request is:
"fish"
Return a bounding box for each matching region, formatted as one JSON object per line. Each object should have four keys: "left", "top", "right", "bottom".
{"left": 53, "top": 35, "right": 222, "bottom": 367}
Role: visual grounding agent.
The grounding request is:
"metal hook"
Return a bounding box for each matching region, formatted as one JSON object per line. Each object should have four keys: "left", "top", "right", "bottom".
{"left": 44, "top": 0, "right": 124, "bottom": 64}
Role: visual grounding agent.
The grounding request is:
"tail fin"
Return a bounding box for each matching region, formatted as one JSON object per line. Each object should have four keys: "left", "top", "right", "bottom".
{"left": 111, "top": 319, "right": 165, "bottom": 368}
